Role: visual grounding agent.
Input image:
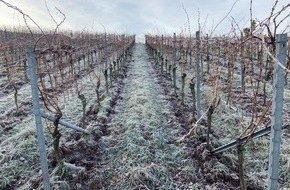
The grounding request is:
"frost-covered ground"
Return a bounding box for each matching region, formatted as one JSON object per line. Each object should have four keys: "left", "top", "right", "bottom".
{"left": 0, "top": 43, "right": 289, "bottom": 189}
{"left": 98, "top": 44, "right": 196, "bottom": 189}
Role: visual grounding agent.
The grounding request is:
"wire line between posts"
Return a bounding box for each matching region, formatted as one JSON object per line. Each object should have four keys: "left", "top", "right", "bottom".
{"left": 41, "top": 112, "right": 90, "bottom": 134}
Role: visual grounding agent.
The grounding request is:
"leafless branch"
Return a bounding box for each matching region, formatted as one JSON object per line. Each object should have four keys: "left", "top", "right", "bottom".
{"left": 201, "top": 14, "right": 209, "bottom": 33}
{"left": 0, "top": 0, "right": 44, "bottom": 41}
{"left": 181, "top": 3, "right": 191, "bottom": 38}
{"left": 176, "top": 107, "right": 210, "bottom": 143}
{"left": 230, "top": 16, "right": 242, "bottom": 34}
{"left": 209, "top": 0, "right": 239, "bottom": 38}
{"left": 44, "top": 0, "right": 58, "bottom": 25}
{"left": 260, "top": 34, "right": 290, "bottom": 73}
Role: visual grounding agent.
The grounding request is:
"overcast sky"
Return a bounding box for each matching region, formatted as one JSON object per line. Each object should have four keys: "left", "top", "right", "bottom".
{"left": 0, "top": 0, "right": 289, "bottom": 42}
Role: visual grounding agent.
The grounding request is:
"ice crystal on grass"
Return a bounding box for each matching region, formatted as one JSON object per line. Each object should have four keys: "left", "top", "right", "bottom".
{"left": 99, "top": 44, "right": 195, "bottom": 189}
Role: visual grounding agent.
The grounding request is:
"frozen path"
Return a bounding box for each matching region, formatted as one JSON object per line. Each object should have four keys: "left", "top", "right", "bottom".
{"left": 100, "top": 43, "right": 194, "bottom": 189}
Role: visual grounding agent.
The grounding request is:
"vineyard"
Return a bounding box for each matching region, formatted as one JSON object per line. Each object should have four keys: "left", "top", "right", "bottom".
{"left": 145, "top": 32, "right": 290, "bottom": 189}
{"left": 0, "top": 1, "right": 290, "bottom": 190}
{"left": 0, "top": 29, "right": 137, "bottom": 189}
{"left": 0, "top": 26, "right": 289, "bottom": 189}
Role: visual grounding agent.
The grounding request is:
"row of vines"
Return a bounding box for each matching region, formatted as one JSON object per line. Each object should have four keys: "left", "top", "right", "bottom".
{"left": 145, "top": 31, "right": 290, "bottom": 188}
{"left": 0, "top": 28, "right": 135, "bottom": 189}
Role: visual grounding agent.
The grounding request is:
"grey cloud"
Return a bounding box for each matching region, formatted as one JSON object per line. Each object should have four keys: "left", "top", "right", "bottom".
{"left": 0, "top": 0, "right": 289, "bottom": 37}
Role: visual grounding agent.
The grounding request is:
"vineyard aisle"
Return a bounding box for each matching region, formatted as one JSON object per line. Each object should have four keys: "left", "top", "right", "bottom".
{"left": 98, "top": 43, "right": 196, "bottom": 189}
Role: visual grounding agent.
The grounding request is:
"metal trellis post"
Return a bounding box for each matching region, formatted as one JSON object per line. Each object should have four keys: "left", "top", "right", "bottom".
{"left": 196, "top": 31, "right": 201, "bottom": 122}
{"left": 173, "top": 33, "right": 177, "bottom": 95}
{"left": 27, "top": 47, "right": 50, "bottom": 190}
{"left": 267, "top": 34, "right": 288, "bottom": 190}
{"left": 104, "top": 33, "right": 109, "bottom": 93}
